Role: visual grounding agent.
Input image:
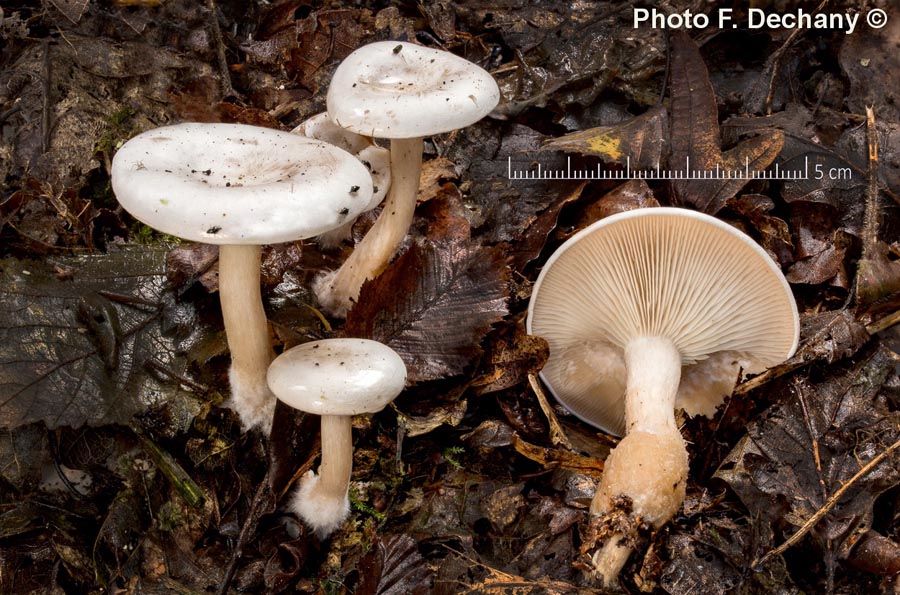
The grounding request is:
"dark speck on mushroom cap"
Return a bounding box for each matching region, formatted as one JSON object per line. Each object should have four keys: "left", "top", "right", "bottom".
{"left": 110, "top": 123, "right": 374, "bottom": 245}
{"left": 327, "top": 41, "right": 500, "bottom": 139}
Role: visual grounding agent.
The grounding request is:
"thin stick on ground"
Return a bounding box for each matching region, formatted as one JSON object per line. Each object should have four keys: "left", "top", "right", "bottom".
{"left": 217, "top": 447, "right": 273, "bottom": 595}
{"left": 528, "top": 373, "right": 573, "bottom": 450}
{"left": 752, "top": 436, "right": 900, "bottom": 570}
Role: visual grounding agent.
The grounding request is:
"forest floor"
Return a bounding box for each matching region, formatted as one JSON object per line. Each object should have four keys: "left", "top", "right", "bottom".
{"left": 2, "top": 0, "right": 900, "bottom": 593}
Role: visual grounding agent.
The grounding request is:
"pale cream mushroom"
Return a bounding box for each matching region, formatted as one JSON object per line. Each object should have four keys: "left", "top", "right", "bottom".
{"left": 267, "top": 338, "right": 407, "bottom": 538}
{"left": 527, "top": 207, "right": 798, "bottom": 586}
{"left": 111, "top": 123, "right": 373, "bottom": 433}
{"left": 292, "top": 112, "right": 391, "bottom": 248}
{"left": 314, "top": 41, "right": 500, "bottom": 317}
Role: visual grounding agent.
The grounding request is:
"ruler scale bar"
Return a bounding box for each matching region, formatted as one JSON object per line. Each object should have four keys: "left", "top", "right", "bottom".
{"left": 507, "top": 158, "right": 809, "bottom": 180}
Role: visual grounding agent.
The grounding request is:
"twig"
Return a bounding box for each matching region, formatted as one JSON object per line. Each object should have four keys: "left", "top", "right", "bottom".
{"left": 861, "top": 106, "right": 880, "bottom": 262}
{"left": 41, "top": 39, "right": 52, "bottom": 153}
{"left": 752, "top": 436, "right": 900, "bottom": 570}
{"left": 528, "top": 373, "right": 573, "bottom": 450}
{"left": 733, "top": 360, "right": 804, "bottom": 396}
{"left": 216, "top": 442, "right": 272, "bottom": 595}
{"left": 866, "top": 308, "right": 900, "bottom": 335}
{"left": 205, "top": 0, "right": 237, "bottom": 100}
{"left": 762, "top": 0, "right": 828, "bottom": 114}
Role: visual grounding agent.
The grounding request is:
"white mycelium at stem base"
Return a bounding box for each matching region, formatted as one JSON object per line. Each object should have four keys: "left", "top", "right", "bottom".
{"left": 109, "top": 123, "right": 374, "bottom": 433}
{"left": 267, "top": 338, "right": 407, "bottom": 538}
{"left": 292, "top": 415, "right": 354, "bottom": 539}
{"left": 314, "top": 137, "right": 423, "bottom": 317}
{"left": 589, "top": 336, "right": 689, "bottom": 586}
{"left": 218, "top": 244, "right": 276, "bottom": 432}
{"left": 314, "top": 41, "right": 500, "bottom": 317}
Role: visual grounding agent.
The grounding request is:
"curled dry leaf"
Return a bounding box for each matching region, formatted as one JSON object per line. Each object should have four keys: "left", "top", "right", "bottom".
{"left": 470, "top": 323, "right": 549, "bottom": 396}
{"left": 542, "top": 106, "right": 668, "bottom": 171}
{"left": 668, "top": 31, "right": 784, "bottom": 215}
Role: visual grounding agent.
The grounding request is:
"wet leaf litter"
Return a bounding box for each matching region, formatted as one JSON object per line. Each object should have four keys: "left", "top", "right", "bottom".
{"left": 2, "top": 1, "right": 900, "bottom": 594}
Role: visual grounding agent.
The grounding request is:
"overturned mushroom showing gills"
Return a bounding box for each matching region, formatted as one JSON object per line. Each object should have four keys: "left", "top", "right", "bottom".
{"left": 111, "top": 123, "right": 373, "bottom": 433}
{"left": 314, "top": 40, "right": 500, "bottom": 317}
{"left": 526, "top": 207, "right": 798, "bottom": 586}
{"left": 267, "top": 338, "right": 407, "bottom": 538}
{"left": 292, "top": 112, "right": 391, "bottom": 248}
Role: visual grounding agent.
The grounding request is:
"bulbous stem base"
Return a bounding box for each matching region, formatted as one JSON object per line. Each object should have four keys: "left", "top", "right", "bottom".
{"left": 587, "top": 337, "right": 689, "bottom": 586}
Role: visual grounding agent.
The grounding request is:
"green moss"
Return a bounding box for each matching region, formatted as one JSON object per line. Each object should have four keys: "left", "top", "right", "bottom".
{"left": 129, "top": 222, "right": 182, "bottom": 246}
{"left": 349, "top": 486, "right": 386, "bottom": 522}
{"left": 95, "top": 106, "right": 136, "bottom": 155}
{"left": 157, "top": 500, "right": 183, "bottom": 532}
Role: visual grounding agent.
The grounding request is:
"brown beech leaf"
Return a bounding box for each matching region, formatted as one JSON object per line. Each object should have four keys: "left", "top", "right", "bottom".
{"left": 716, "top": 345, "right": 900, "bottom": 569}
{"left": 345, "top": 238, "right": 509, "bottom": 383}
{"left": 357, "top": 534, "right": 432, "bottom": 595}
{"left": 668, "top": 32, "right": 784, "bottom": 215}
{"left": 470, "top": 323, "right": 548, "bottom": 396}
{"left": 45, "top": 0, "right": 90, "bottom": 25}
{"left": 507, "top": 182, "right": 585, "bottom": 273}
{"left": 542, "top": 105, "right": 668, "bottom": 171}
{"left": 572, "top": 179, "right": 660, "bottom": 232}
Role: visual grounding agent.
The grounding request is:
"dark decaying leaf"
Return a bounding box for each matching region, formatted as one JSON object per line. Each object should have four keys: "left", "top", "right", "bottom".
{"left": 727, "top": 194, "right": 794, "bottom": 266}
{"left": 470, "top": 323, "right": 549, "bottom": 396}
{"left": 507, "top": 182, "right": 585, "bottom": 272}
{"left": 345, "top": 237, "right": 509, "bottom": 383}
{"left": 662, "top": 516, "right": 796, "bottom": 595}
{"left": 455, "top": 123, "right": 585, "bottom": 244}
{"left": 45, "top": 0, "right": 90, "bottom": 24}
{"left": 668, "top": 31, "right": 783, "bottom": 215}
{"left": 357, "top": 534, "right": 432, "bottom": 595}
{"left": 0, "top": 247, "right": 201, "bottom": 429}
{"left": 716, "top": 345, "right": 900, "bottom": 569}
{"left": 838, "top": 14, "right": 900, "bottom": 124}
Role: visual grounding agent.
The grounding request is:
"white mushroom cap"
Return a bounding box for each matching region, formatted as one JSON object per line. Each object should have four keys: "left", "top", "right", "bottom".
{"left": 326, "top": 41, "right": 500, "bottom": 139}
{"left": 267, "top": 338, "right": 407, "bottom": 416}
{"left": 111, "top": 123, "right": 374, "bottom": 244}
{"left": 292, "top": 113, "right": 390, "bottom": 212}
{"left": 527, "top": 207, "right": 799, "bottom": 436}
{"left": 292, "top": 112, "right": 371, "bottom": 155}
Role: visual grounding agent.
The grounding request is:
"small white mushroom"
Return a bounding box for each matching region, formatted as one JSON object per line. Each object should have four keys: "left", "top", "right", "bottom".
{"left": 267, "top": 338, "right": 407, "bottom": 538}
{"left": 527, "top": 207, "right": 799, "bottom": 586}
{"left": 111, "top": 123, "right": 374, "bottom": 433}
{"left": 314, "top": 41, "right": 501, "bottom": 318}
{"left": 292, "top": 112, "right": 391, "bottom": 248}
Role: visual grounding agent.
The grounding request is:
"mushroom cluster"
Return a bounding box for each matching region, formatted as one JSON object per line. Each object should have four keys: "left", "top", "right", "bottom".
{"left": 111, "top": 123, "right": 375, "bottom": 432}
{"left": 527, "top": 207, "right": 799, "bottom": 585}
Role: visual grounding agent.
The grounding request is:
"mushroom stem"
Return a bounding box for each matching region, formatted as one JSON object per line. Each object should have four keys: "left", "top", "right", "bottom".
{"left": 588, "top": 336, "right": 689, "bottom": 586}
{"left": 318, "top": 414, "right": 354, "bottom": 503}
{"left": 219, "top": 244, "right": 276, "bottom": 433}
{"left": 314, "top": 136, "right": 424, "bottom": 317}
{"left": 291, "top": 414, "right": 353, "bottom": 538}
